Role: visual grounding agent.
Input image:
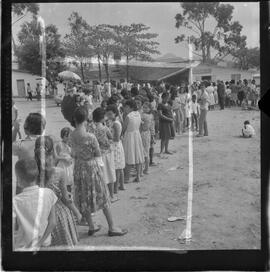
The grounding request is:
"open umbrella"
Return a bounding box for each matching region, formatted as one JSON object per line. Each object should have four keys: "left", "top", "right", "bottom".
{"left": 58, "top": 71, "right": 81, "bottom": 81}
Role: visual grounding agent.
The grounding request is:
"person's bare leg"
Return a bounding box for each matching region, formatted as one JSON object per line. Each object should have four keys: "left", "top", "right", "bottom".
{"left": 118, "top": 169, "right": 125, "bottom": 190}
{"left": 135, "top": 163, "right": 141, "bottom": 182}
{"left": 160, "top": 140, "right": 165, "bottom": 154}
{"left": 114, "top": 171, "right": 119, "bottom": 194}
{"left": 144, "top": 157, "right": 149, "bottom": 174}
{"left": 124, "top": 164, "right": 131, "bottom": 183}
{"left": 108, "top": 183, "right": 114, "bottom": 198}
{"left": 165, "top": 139, "right": 172, "bottom": 154}
{"left": 85, "top": 210, "right": 95, "bottom": 230}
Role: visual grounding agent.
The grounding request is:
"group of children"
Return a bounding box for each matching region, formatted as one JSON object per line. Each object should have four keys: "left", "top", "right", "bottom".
{"left": 12, "top": 78, "right": 257, "bottom": 250}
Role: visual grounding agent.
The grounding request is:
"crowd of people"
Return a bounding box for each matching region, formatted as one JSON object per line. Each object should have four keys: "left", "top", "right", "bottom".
{"left": 12, "top": 76, "right": 258, "bottom": 250}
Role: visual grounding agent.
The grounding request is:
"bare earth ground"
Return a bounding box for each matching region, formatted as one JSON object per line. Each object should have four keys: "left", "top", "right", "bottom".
{"left": 13, "top": 98, "right": 261, "bottom": 250}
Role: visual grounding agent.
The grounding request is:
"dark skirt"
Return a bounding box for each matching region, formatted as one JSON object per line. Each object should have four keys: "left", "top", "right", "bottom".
{"left": 159, "top": 121, "right": 172, "bottom": 140}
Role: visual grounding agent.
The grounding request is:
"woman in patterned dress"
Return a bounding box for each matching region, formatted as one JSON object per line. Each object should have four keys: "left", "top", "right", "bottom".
{"left": 140, "top": 102, "right": 154, "bottom": 175}
{"left": 34, "top": 136, "right": 80, "bottom": 247}
{"left": 70, "top": 107, "right": 128, "bottom": 237}
{"left": 106, "top": 104, "right": 126, "bottom": 192}
{"left": 89, "top": 107, "right": 117, "bottom": 202}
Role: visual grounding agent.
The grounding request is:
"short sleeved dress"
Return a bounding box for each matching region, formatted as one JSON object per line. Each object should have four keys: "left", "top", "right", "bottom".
{"left": 122, "top": 111, "right": 144, "bottom": 165}
{"left": 70, "top": 132, "right": 110, "bottom": 214}
{"left": 88, "top": 124, "right": 116, "bottom": 185}
{"left": 157, "top": 103, "right": 174, "bottom": 141}
{"left": 46, "top": 167, "right": 78, "bottom": 247}
{"left": 140, "top": 113, "right": 153, "bottom": 158}
{"left": 111, "top": 120, "right": 125, "bottom": 170}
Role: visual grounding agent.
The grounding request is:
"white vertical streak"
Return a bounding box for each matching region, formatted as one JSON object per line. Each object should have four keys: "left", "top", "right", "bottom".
{"left": 31, "top": 16, "right": 46, "bottom": 250}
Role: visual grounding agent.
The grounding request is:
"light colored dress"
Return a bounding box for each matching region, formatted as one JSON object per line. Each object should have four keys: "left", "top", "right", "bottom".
{"left": 88, "top": 123, "right": 116, "bottom": 184}
{"left": 140, "top": 113, "right": 154, "bottom": 158}
{"left": 56, "top": 141, "right": 74, "bottom": 187}
{"left": 70, "top": 132, "right": 110, "bottom": 214}
{"left": 123, "top": 111, "right": 144, "bottom": 165}
{"left": 206, "top": 86, "right": 215, "bottom": 106}
{"left": 111, "top": 120, "right": 125, "bottom": 170}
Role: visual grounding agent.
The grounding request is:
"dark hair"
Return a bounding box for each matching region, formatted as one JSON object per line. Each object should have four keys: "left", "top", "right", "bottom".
{"left": 161, "top": 92, "right": 169, "bottom": 99}
{"left": 15, "top": 159, "right": 39, "bottom": 183}
{"left": 92, "top": 107, "right": 105, "bottom": 122}
{"left": 34, "top": 136, "right": 55, "bottom": 186}
{"left": 106, "top": 104, "right": 119, "bottom": 117}
{"left": 131, "top": 86, "right": 139, "bottom": 97}
{"left": 73, "top": 106, "right": 88, "bottom": 125}
{"left": 60, "top": 127, "right": 72, "bottom": 139}
{"left": 192, "top": 94, "right": 197, "bottom": 100}
{"left": 101, "top": 100, "right": 108, "bottom": 109}
{"left": 244, "top": 120, "right": 250, "bottom": 125}
{"left": 124, "top": 99, "right": 138, "bottom": 111}
{"left": 107, "top": 95, "right": 119, "bottom": 106}
{"left": 24, "top": 113, "right": 46, "bottom": 135}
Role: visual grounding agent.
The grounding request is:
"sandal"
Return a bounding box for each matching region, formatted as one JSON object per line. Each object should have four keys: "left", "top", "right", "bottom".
{"left": 108, "top": 228, "right": 128, "bottom": 237}
{"left": 88, "top": 225, "right": 102, "bottom": 236}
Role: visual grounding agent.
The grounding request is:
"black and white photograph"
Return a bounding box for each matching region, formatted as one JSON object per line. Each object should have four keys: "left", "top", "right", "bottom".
{"left": 10, "top": 2, "right": 261, "bottom": 253}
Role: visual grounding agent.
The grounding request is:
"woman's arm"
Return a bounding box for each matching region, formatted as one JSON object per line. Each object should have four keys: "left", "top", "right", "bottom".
{"left": 12, "top": 120, "right": 20, "bottom": 142}
{"left": 112, "top": 122, "right": 121, "bottom": 142}
{"left": 122, "top": 115, "right": 129, "bottom": 135}
{"left": 106, "top": 126, "right": 113, "bottom": 140}
{"left": 158, "top": 110, "right": 173, "bottom": 122}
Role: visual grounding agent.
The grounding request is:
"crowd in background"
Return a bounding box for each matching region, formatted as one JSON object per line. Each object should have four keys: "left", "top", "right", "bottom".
{"left": 12, "top": 76, "right": 258, "bottom": 250}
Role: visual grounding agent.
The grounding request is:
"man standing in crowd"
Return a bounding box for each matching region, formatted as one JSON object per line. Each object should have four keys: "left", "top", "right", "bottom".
{"left": 217, "top": 80, "right": 225, "bottom": 110}
{"left": 197, "top": 83, "right": 210, "bottom": 137}
{"left": 26, "top": 83, "right": 33, "bottom": 101}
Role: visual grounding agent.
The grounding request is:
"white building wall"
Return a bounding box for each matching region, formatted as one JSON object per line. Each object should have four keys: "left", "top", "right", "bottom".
{"left": 12, "top": 70, "right": 40, "bottom": 97}
{"left": 193, "top": 65, "right": 254, "bottom": 82}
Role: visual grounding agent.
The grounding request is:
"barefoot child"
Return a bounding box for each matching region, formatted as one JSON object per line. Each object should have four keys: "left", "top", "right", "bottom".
{"left": 106, "top": 105, "right": 126, "bottom": 192}
{"left": 13, "top": 159, "right": 57, "bottom": 250}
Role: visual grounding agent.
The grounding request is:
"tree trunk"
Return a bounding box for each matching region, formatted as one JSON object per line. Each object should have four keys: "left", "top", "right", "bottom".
{"left": 98, "top": 55, "right": 102, "bottom": 83}
{"left": 80, "top": 61, "right": 85, "bottom": 82}
{"left": 206, "top": 44, "right": 211, "bottom": 62}
{"left": 104, "top": 58, "right": 110, "bottom": 82}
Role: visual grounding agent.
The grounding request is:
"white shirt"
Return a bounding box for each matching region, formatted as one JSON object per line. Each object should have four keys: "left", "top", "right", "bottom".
{"left": 57, "top": 83, "right": 65, "bottom": 96}
{"left": 243, "top": 124, "right": 255, "bottom": 137}
{"left": 190, "top": 101, "right": 199, "bottom": 114}
{"left": 13, "top": 186, "right": 57, "bottom": 249}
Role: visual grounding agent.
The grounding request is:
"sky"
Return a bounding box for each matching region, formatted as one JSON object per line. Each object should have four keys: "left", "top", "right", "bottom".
{"left": 12, "top": 2, "right": 260, "bottom": 59}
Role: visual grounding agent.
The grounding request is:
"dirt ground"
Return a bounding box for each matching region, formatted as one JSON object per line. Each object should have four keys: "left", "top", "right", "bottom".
{"left": 13, "top": 98, "right": 261, "bottom": 250}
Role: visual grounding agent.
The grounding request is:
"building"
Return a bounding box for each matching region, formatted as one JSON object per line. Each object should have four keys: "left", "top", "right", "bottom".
{"left": 12, "top": 61, "right": 42, "bottom": 97}
{"left": 192, "top": 63, "right": 255, "bottom": 83}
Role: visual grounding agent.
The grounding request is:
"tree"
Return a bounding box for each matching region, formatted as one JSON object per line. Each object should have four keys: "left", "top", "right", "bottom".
{"left": 109, "top": 23, "right": 160, "bottom": 81}
{"left": 12, "top": 3, "right": 39, "bottom": 53}
{"left": 15, "top": 19, "right": 66, "bottom": 86}
{"left": 175, "top": 3, "right": 247, "bottom": 63}
{"left": 64, "top": 12, "right": 93, "bottom": 82}
{"left": 90, "top": 25, "right": 118, "bottom": 82}
{"left": 232, "top": 46, "right": 260, "bottom": 70}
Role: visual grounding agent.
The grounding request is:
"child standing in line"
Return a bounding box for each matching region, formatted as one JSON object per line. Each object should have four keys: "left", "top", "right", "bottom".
{"left": 190, "top": 94, "right": 200, "bottom": 131}
{"left": 13, "top": 159, "right": 57, "bottom": 250}
{"left": 242, "top": 120, "right": 255, "bottom": 138}
{"left": 122, "top": 100, "right": 144, "bottom": 183}
{"left": 106, "top": 105, "right": 126, "bottom": 192}
{"left": 34, "top": 136, "right": 80, "bottom": 247}
{"left": 55, "top": 127, "right": 74, "bottom": 199}
{"left": 12, "top": 100, "right": 21, "bottom": 139}
{"left": 90, "top": 108, "right": 117, "bottom": 202}
{"left": 140, "top": 102, "right": 153, "bottom": 175}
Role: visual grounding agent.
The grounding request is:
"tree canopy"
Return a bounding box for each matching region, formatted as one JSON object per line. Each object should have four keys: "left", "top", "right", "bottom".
{"left": 175, "top": 3, "right": 247, "bottom": 64}
{"left": 15, "top": 19, "right": 66, "bottom": 85}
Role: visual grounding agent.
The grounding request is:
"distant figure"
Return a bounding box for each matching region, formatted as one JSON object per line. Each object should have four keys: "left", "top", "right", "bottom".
{"left": 26, "top": 83, "right": 33, "bottom": 101}
{"left": 36, "top": 83, "right": 41, "bottom": 101}
{"left": 242, "top": 120, "right": 255, "bottom": 138}
{"left": 217, "top": 80, "right": 225, "bottom": 110}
